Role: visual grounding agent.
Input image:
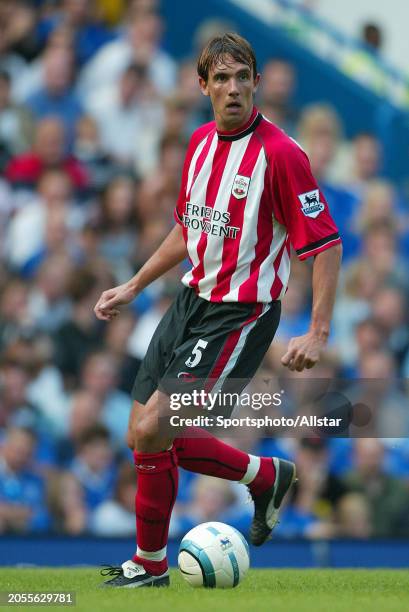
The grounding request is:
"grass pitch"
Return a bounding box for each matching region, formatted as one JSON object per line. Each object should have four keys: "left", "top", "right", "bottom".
{"left": 2, "top": 568, "right": 409, "bottom": 612}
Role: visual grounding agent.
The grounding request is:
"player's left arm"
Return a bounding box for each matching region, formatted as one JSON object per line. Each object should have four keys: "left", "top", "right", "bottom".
{"left": 281, "top": 242, "right": 342, "bottom": 371}
{"left": 271, "top": 138, "right": 342, "bottom": 371}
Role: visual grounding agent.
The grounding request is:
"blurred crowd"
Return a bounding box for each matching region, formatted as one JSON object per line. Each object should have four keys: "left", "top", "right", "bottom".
{"left": 1, "top": 0, "right": 409, "bottom": 540}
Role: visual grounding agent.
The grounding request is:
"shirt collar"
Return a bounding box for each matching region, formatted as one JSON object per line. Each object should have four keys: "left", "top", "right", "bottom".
{"left": 217, "top": 106, "right": 262, "bottom": 142}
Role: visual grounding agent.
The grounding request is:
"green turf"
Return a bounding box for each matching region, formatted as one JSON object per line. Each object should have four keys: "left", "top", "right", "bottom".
{"left": 1, "top": 568, "right": 409, "bottom": 612}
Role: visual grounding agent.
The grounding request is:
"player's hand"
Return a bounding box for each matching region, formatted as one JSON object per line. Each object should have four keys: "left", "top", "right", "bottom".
{"left": 94, "top": 282, "right": 137, "bottom": 321}
{"left": 281, "top": 332, "right": 327, "bottom": 371}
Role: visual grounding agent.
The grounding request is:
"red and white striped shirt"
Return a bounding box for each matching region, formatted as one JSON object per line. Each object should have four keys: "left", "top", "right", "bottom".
{"left": 174, "top": 106, "right": 341, "bottom": 303}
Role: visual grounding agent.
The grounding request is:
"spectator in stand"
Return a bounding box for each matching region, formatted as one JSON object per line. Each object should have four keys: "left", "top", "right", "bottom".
{"left": 0, "top": 358, "right": 56, "bottom": 465}
{"left": 299, "top": 106, "right": 360, "bottom": 260}
{"left": 371, "top": 286, "right": 409, "bottom": 368}
{"left": 0, "top": 427, "right": 50, "bottom": 533}
{"left": 174, "top": 475, "right": 251, "bottom": 536}
{"left": 25, "top": 47, "right": 84, "bottom": 145}
{"left": 258, "top": 59, "right": 298, "bottom": 136}
{"left": 4, "top": 117, "right": 89, "bottom": 194}
{"left": 96, "top": 176, "right": 139, "bottom": 279}
{"left": 68, "top": 423, "right": 117, "bottom": 512}
{"left": 75, "top": 221, "right": 101, "bottom": 264}
{"left": 0, "top": 70, "right": 33, "bottom": 168}
{"left": 334, "top": 493, "right": 372, "bottom": 538}
{"left": 73, "top": 115, "right": 120, "bottom": 193}
{"left": 344, "top": 439, "right": 409, "bottom": 537}
{"left": 80, "top": 351, "right": 131, "bottom": 448}
{"left": 27, "top": 254, "right": 73, "bottom": 332}
{"left": 0, "top": 1, "right": 39, "bottom": 62}
{"left": 133, "top": 94, "right": 190, "bottom": 178}
{"left": 135, "top": 134, "right": 187, "bottom": 261}
{"left": 48, "top": 464, "right": 86, "bottom": 534}
{"left": 348, "top": 132, "right": 382, "bottom": 197}
{"left": 333, "top": 255, "right": 386, "bottom": 369}
{"left": 297, "top": 103, "right": 351, "bottom": 185}
{"left": 343, "top": 23, "right": 387, "bottom": 95}
{"left": 12, "top": 23, "right": 76, "bottom": 104}
{"left": 0, "top": 278, "right": 32, "bottom": 351}
{"left": 3, "top": 335, "right": 68, "bottom": 437}
{"left": 56, "top": 390, "right": 104, "bottom": 466}
{"left": 354, "top": 180, "right": 409, "bottom": 257}
{"left": 36, "top": 0, "right": 115, "bottom": 67}
{"left": 0, "top": 361, "right": 41, "bottom": 433}
{"left": 54, "top": 425, "right": 117, "bottom": 533}
{"left": 53, "top": 265, "right": 103, "bottom": 387}
{"left": 86, "top": 62, "right": 163, "bottom": 170}
{"left": 0, "top": 178, "right": 15, "bottom": 254}
{"left": 103, "top": 311, "right": 140, "bottom": 395}
{"left": 5, "top": 168, "right": 85, "bottom": 272}
{"left": 362, "top": 23, "right": 383, "bottom": 52}
{"left": 137, "top": 132, "right": 186, "bottom": 226}
{"left": 127, "top": 283, "right": 178, "bottom": 362}
{"left": 78, "top": 8, "right": 176, "bottom": 99}
{"left": 91, "top": 462, "right": 137, "bottom": 536}
{"left": 355, "top": 350, "right": 409, "bottom": 437}
{"left": 360, "top": 220, "right": 408, "bottom": 291}
{"left": 354, "top": 318, "right": 386, "bottom": 366}
{"left": 355, "top": 180, "right": 395, "bottom": 228}
{"left": 0, "top": 34, "right": 27, "bottom": 94}
{"left": 278, "top": 438, "right": 346, "bottom": 539}
{"left": 174, "top": 59, "right": 213, "bottom": 132}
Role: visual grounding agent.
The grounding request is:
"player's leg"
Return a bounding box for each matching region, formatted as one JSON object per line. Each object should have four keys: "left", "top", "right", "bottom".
{"left": 174, "top": 426, "right": 277, "bottom": 496}
{"left": 174, "top": 428, "right": 296, "bottom": 545}
{"left": 102, "top": 291, "right": 193, "bottom": 588}
{"left": 169, "top": 300, "right": 296, "bottom": 545}
{"left": 130, "top": 392, "right": 178, "bottom": 574}
{"left": 102, "top": 390, "right": 177, "bottom": 588}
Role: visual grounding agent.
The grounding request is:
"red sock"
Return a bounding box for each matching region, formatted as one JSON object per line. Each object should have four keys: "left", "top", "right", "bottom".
{"left": 132, "top": 447, "right": 178, "bottom": 575}
{"left": 174, "top": 427, "right": 275, "bottom": 496}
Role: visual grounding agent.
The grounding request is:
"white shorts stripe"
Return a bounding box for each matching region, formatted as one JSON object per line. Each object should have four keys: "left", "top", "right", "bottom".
{"left": 239, "top": 454, "right": 261, "bottom": 484}
{"left": 136, "top": 545, "right": 167, "bottom": 562}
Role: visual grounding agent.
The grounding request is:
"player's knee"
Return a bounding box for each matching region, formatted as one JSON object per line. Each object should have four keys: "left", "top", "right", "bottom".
{"left": 128, "top": 411, "right": 160, "bottom": 451}
{"left": 126, "top": 428, "right": 134, "bottom": 450}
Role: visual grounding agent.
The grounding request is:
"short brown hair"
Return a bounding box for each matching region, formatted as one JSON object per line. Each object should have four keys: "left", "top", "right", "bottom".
{"left": 197, "top": 32, "right": 257, "bottom": 83}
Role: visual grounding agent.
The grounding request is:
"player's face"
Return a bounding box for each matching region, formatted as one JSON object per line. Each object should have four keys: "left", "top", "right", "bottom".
{"left": 199, "top": 55, "right": 260, "bottom": 131}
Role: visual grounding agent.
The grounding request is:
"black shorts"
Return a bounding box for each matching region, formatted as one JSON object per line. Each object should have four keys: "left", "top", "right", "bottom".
{"left": 132, "top": 286, "right": 281, "bottom": 405}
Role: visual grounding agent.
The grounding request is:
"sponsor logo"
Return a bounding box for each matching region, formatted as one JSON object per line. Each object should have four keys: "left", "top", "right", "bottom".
{"left": 232, "top": 174, "right": 251, "bottom": 199}
{"left": 135, "top": 464, "right": 156, "bottom": 470}
{"left": 183, "top": 203, "right": 240, "bottom": 239}
{"left": 219, "top": 537, "right": 233, "bottom": 551}
{"left": 177, "top": 372, "right": 197, "bottom": 381}
{"left": 123, "top": 563, "right": 145, "bottom": 578}
{"left": 297, "top": 189, "right": 325, "bottom": 218}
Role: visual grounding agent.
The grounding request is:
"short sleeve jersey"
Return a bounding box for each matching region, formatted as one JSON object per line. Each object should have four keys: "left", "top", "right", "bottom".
{"left": 174, "top": 107, "right": 341, "bottom": 303}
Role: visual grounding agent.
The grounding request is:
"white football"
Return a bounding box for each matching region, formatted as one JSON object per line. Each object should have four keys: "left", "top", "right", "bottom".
{"left": 178, "top": 522, "right": 250, "bottom": 588}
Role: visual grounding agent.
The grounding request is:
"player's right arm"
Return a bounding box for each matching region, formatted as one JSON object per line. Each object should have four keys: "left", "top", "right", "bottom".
{"left": 94, "top": 123, "right": 214, "bottom": 321}
{"left": 94, "top": 223, "right": 187, "bottom": 321}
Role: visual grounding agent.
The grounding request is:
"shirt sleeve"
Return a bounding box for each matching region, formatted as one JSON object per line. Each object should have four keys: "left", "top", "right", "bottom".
{"left": 271, "top": 140, "right": 341, "bottom": 260}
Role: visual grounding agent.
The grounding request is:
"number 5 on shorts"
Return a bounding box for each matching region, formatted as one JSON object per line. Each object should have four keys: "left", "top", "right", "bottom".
{"left": 185, "top": 339, "right": 209, "bottom": 368}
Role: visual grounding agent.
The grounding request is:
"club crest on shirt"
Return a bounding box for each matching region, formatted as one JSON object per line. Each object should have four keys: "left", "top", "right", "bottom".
{"left": 232, "top": 174, "right": 251, "bottom": 199}
{"left": 297, "top": 189, "right": 325, "bottom": 218}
